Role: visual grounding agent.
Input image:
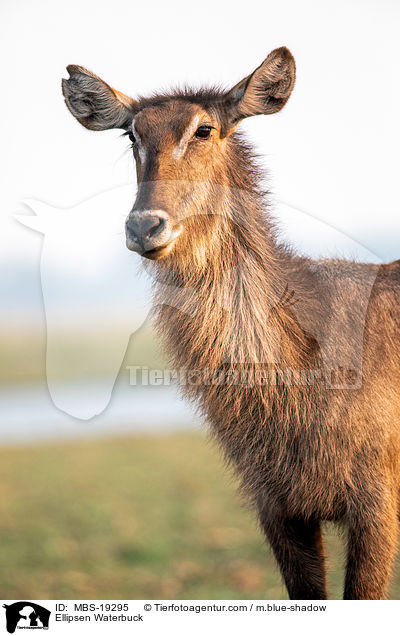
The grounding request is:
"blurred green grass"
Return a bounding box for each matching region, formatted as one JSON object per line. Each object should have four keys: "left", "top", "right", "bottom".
{"left": 0, "top": 432, "right": 398, "bottom": 599}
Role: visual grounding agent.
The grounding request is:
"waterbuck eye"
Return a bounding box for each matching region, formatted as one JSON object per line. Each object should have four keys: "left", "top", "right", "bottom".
{"left": 194, "top": 125, "right": 212, "bottom": 139}
{"left": 128, "top": 131, "right": 136, "bottom": 144}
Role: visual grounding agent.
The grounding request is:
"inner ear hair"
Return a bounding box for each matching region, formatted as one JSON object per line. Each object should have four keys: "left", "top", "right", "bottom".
{"left": 220, "top": 47, "right": 296, "bottom": 136}
{"left": 62, "top": 65, "right": 138, "bottom": 131}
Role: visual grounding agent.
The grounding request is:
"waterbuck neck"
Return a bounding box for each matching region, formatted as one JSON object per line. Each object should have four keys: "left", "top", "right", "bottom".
{"left": 151, "top": 135, "right": 321, "bottom": 378}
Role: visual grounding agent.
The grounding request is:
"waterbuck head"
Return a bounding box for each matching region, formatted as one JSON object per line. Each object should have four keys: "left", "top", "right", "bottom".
{"left": 62, "top": 47, "right": 295, "bottom": 265}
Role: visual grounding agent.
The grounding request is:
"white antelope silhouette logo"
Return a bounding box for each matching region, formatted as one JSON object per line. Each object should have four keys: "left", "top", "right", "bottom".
{"left": 17, "top": 186, "right": 155, "bottom": 419}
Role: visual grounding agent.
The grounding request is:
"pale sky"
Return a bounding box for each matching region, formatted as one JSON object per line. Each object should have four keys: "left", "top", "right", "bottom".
{"left": 1, "top": 0, "right": 400, "bottom": 275}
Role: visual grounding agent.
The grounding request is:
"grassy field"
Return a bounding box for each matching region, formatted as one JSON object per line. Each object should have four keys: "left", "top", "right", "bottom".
{"left": 0, "top": 432, "right": 399, "bottom": 600}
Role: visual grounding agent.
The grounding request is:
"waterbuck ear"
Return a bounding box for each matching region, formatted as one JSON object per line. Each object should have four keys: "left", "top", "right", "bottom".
{"left": 62, "top": 65, "right": 138, "bottom": 131}
{"left": 220, "top": 47, "right": 296, "bottom": 136}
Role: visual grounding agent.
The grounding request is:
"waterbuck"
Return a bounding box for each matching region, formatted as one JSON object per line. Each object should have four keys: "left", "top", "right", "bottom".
{"left": 62, "top": 47, "right": 400, "bottom": 599}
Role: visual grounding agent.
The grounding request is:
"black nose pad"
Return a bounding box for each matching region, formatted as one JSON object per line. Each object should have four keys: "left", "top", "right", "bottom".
{"left": 142, "top": 215, "right": 165, "bottom": 240}
{"left": 125, "top": 218, "right": 139, "bottom": 243}
{"left": 126, "top": 212, "right": 170, "bottom": 251}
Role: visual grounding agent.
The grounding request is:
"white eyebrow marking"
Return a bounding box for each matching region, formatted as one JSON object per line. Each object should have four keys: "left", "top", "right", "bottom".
{"left": 172, "top": 114, "right": 200, "bottom": 161}
{"left": 132, "top": 119, "right": 146, "bottom": 163}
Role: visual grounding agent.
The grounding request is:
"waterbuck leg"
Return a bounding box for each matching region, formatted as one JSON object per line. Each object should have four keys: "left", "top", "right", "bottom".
{"left": 259, "top": 511, "right": 327, "bottom": 599}
{"left": 344, "top": 500, "right": 398, "bottom": 599}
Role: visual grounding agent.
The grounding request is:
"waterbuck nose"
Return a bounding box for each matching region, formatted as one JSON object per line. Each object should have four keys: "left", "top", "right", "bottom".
{"left": 125, "top": 209, "right": 172, "bottom": 254}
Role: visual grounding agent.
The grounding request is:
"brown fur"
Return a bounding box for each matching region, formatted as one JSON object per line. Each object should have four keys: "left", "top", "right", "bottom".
{"left": 63, "top": 47, "right": 400, "bottom": 599}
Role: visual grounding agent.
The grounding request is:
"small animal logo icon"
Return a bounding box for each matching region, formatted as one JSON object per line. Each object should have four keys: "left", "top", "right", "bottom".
{"left": 2, "top": 602, "right": 51, "bottom": 633}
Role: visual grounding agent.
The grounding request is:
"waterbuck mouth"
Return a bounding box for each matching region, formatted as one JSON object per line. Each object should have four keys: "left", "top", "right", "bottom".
{"left": 142, "top": 242, "right": 175, "bottom": 260}
{"left": 126, "top": 225, "right": 183, "bottom": 260}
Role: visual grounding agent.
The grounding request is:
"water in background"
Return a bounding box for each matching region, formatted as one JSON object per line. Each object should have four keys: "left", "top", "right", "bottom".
{"left": 0, "top": 379, "right": 201, "bottom": 445}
